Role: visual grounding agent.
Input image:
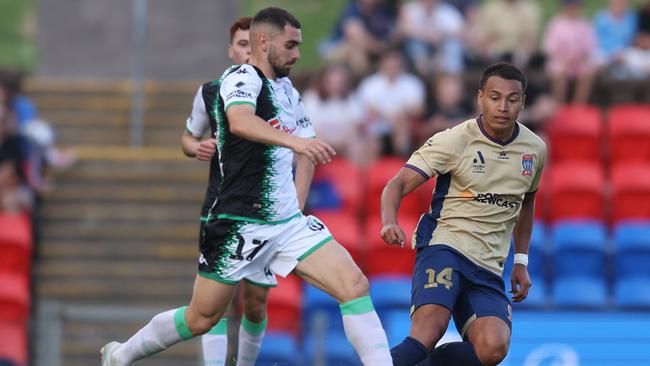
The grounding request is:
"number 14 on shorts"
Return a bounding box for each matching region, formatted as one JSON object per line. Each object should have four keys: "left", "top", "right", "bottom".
{"left": 424, "top": 267, "right": 454, "bottom": 290}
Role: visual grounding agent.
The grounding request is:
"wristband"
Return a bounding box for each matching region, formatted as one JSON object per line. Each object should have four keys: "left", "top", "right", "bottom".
{"left": 514, "top": 253, "right": 528, "bottom": 266}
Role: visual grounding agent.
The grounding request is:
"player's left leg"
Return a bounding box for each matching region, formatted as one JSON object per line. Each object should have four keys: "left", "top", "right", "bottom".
{"left": 466, "top": 316, "right": 510, "bottom": 365}
{"left": 235, "top": 280, "right": 271, "bottom": 366}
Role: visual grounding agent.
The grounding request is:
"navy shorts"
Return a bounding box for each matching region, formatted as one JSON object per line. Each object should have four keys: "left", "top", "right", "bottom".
{"left": 411, "top": 244, "right": 512, "bottom": 339}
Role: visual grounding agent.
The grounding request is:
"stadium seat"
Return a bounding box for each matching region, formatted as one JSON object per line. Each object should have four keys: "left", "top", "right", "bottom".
{"left": 0, "top": 213, "right": 32, "bottom": 276}
{"left": 614, "top": 221, "right": 650, "bottom": 278}
{"left": 607, "top": 104, "right": 650, "bottom": 166}
{"left": 266, "top": 275, "right": 302, "bottom": 335}
{"left": 533, "top": 174, "right": 549, "bottom": 220}
{"left": 310, "top": 211, "right": 364, "bottom": 266}
{"left": 304, "top": 332, "right": 361, "bottom": 366}
{"left": 614, "top": 277, "right": 650, "bottom": 309}
{"left": 547, "top": 162, "right": 605, "bottom": 222}
{"left": 365, "top": 215, "right": 417, "bottom": 277}
{"left": 257, "top": 331, "right": 300, "bottom": 366}
{"left": 368, "top": 275, "right": 411, "bottom": 318}
{"left": 552, "top": 276, "right": 607, "bottom": 309}
{"left": 552, "top": 220, "right": 607, "bottom": 278}
{"left": 547, "top": 105, "right": 603, "bottom": 163}
{"left": 309, "top": 157, "right": 363, "bottom": 215}
{"left": 0, "top": 273, "right": 29, "bottom": 323}
{"left": 365, "top": 156, "right": 436, "bottom": 218}
{"left": 611, "top": 164, "right": 650, "bottom": 223}
{"left": 302, "top": 283, "right": 342, "bottom": 333}
{"left": 0, "top": 321, "right": 27, "bottom": 366}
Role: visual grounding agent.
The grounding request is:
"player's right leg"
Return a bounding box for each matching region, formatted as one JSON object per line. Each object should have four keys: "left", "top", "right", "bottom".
{"left": 391, "top": 245, "right": 462, "bottom": 366}
{"left": 101, "top": 275, "right": 236, "bottom": 366}
{"left": 293, "top": 237, "right": 392, "bottom": 365}
{"left": 235, "top": 280, "right": 272, "bottom": 366}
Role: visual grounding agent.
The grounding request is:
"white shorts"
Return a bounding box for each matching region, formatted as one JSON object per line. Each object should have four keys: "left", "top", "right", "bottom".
{"left": 198, "top": 214, "right": 332, "bottom": 286}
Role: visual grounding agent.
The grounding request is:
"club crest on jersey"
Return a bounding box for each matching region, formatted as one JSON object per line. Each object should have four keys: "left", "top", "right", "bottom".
{"left": 521, "top": 153, "right": 534, "bottom": 176}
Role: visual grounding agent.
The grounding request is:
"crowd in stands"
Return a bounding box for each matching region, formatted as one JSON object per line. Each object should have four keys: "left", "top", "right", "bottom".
{"left": 307, "top": 0, "right": 650, "bottom": 167}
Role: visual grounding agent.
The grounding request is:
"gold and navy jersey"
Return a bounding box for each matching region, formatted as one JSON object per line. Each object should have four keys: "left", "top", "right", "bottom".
{"left": 406, "top": 117, "right": 547, "bottom": 275}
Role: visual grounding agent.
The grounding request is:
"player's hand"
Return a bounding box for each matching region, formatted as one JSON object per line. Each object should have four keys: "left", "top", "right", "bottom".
{"left": 291, "top": 137, "right": 336, "bottom": 165}
{"left": 381, "top": 223, "right": 406, "bottom": 247}
{"left": 510, "top": 264, "right": 531, "bottom": 302}
{"left": 194, "top": 138, "right": 217, "bottom": 161}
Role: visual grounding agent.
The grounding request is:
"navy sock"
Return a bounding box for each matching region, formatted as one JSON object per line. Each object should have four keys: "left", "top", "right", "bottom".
{"left": 390, "top": 336, "right": 429, "bottom": 366}
{"left": 418, "top": 342, "right": 483, "bottom": 366}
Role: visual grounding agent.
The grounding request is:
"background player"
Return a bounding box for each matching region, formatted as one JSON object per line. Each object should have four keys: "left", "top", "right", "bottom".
{"left": 101, "top": 7, "right": 392, "bottom": 366}
{"left": 381, "top": 63, "right": 546, "bottom": 366}
{"left": 182, "top": 17, "right": 301, "bottom": 366}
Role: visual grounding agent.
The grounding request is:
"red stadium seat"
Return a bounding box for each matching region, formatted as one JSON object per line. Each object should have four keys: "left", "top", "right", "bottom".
{"left": 0, "top": 321, "right": 27, "bottom": 365}
{"left": 312, "top": 157, "right": 363, "bottom": 215}
{"left": 311, "top": 211, "right": 364, "bottom": 267}
{"left": 611, "top": 163, "right": 650, "bottom": 223}
{"left": 266, "top": 275, "right": 303, "bottom": 335}
{"left": 547, "top": 105, "right": 603, "bottom": 163}
{"left": 365, "top": 215, "right": 417, "bottom": 277}
{"left": 534, "top": 172, "right": 549, "bottom": 220}
{"left": 548, "top": 162, "right": 605, "bottom": 222}
{"left": 607, "top": 104, "right": 650, "bottom": 167}
{"left": 0, "top": 213, "right": 32, "bottom": 276}
{"left": 0, "top": 273, "right": 30, "bottom": 322}
{"left": 366, "top": 156, "right": 436, "bottom": 218}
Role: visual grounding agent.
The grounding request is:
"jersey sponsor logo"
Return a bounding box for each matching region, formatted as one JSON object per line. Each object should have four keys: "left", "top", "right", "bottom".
{"left": 268, "top": 117, "right": 297, "bottom": 134}
{"left": 236, "top": 68, "right": 248, "bottom": 74}
{"left": 226, "top": 89, "right": 253, "bottom": 100}
{"left": 498, "top": 151, "right": 509, "bottom": 160}
{"left": 297, "top": 116, "right": 311, "bottom": 129}
{"left": 474, "top": 192, "right": 520, "bottom": 209}
{"left": 235, "top": 81, "right": 245, "bottom": 88}
{"left": 521, "top": 153, "right": 534, "bottom": 176}
{"left": 472, "top": 151, "right": 486, "bottom": 174}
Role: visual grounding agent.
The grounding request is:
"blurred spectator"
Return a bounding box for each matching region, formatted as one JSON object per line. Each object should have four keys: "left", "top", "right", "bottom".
{"left": 0, "top": 69, "right": 36, "bottom": 128}
{"left": 473, "top": 0, "right": 542, "bottom": 70}
{"left": 542, "top": 0, "right": 597, "bottom": 104}
{"left": 415, "top": 73, "right": 473, "bottom": 145}
{"left": 593, "top": 0, "right": 638, "bottom": 73}
{"left": 302, "top": 64, "right": 366, "bottom": 165}
{"left": 396, "top": 0, "right": 465, "bottom": 75}
{"left": 443, "top": 0, "right": 478, "bottom": 17}
{"left": 321, "top": 0, "right": 396, "bottom": 77}
{"left": 357, "top": 48, "right": 425, "bottom": 161}
{"left": 517, "top": 82, "right": 558, "bottom": 134}
{"left": 616, "top": 0, "right": 650, "bottom": 78}
{"left": 0, "top": 103, "right": 32, "bottom": 214}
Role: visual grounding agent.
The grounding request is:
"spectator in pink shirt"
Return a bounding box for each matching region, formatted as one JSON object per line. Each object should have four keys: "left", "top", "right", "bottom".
{"left": 542, "top": 0, "right": 598, "bottom": 104}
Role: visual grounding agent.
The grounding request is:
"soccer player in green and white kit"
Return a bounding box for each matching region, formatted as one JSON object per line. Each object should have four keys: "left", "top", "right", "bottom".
{"left": 182, "top": 16, "right": 300, "bottom": 366}
{"left": 101, "top": 7, "right": 392, "bottom": 366}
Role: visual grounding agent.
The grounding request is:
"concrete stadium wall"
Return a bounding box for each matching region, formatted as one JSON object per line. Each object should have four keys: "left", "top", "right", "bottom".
{"left": 37, "top": 0, "right": 238, "bottom": 80}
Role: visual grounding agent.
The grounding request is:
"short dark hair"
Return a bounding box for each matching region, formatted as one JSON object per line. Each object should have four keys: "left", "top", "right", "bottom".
{"left": 479, "top": 62, "right": 527, "bottom": 92}
{"left": 251, "top": 7, "right": 301, "bottom": 31}
{"left": 229, "top": 17, "right": 252, "bottom": 44}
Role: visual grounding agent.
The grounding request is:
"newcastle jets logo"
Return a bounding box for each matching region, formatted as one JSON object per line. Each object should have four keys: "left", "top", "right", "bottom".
{"left": 521, "top": 153, "right": 534, "bottom": 176}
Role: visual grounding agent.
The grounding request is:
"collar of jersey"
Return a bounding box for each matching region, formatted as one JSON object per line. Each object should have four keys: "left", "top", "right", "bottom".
{"left": 476, "top": 115, "right": 520, "bottom": 146}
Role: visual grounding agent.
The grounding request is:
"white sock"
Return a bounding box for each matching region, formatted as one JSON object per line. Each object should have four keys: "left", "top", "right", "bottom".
{"left": 202, "top": 318, "right": 228, "bottom": 366}
{"left": 112, "top": 306, "right": 193, "bottom": 365}
{"left": 340, "top": 296, "right": 392, "bottom": 366}
{"left": 235, "top": 314, "right": 267, "bottom": 366}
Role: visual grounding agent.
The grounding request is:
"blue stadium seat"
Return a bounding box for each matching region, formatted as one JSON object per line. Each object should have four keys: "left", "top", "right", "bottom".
{"left": 552, "top": 221, "right": 607, "bottom": 278}
{"left": 614, "top": 277, "right": 650, "bottom": 309}
{"left": 302, "top": 284, "right": 342, "bottom": 333}
{"left": 256, "top": 332, "right": 300, "bottom": 366}
{"left": 513, "top": 275, "right": 548, "bottom": 309}
{"left": 369, "top": 275, "right": 411, "bottom": 318}
{"left": 614, "top": 221, "right": 650, "bottom": 278}
{"left": 383, "top": 310, "right": 411, "bottom": 347}
{"left": 552, "top": 276, "right": 608, "bottom": 309}
{"left": 504, "top": 221, "right": 547, "bottom": 280}
{"left": 303, "top": 332, "right": 361, "bottom": 366}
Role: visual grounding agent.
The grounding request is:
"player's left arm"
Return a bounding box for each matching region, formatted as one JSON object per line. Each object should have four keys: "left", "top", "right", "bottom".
{"left": 510, "top": 191, "right": 535, "bottom": 302}
{"left": 294, "top": 154, "right": 315, "bottom": 211}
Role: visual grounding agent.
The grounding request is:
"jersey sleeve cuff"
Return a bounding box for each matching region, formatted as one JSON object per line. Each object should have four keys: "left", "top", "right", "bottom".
{"left": 404, "top": 164, "right": 431, "bottom": 180}
{"left": 224, "top": 100, "right": 256, "bottom": 111}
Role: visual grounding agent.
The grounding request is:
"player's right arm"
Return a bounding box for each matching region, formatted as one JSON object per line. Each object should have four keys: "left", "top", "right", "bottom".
{"left": 181, "top": 85, "right": 216, "bottom": 161}
{"left": 380, "top": 167, "right": 428, "bottom": 246}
